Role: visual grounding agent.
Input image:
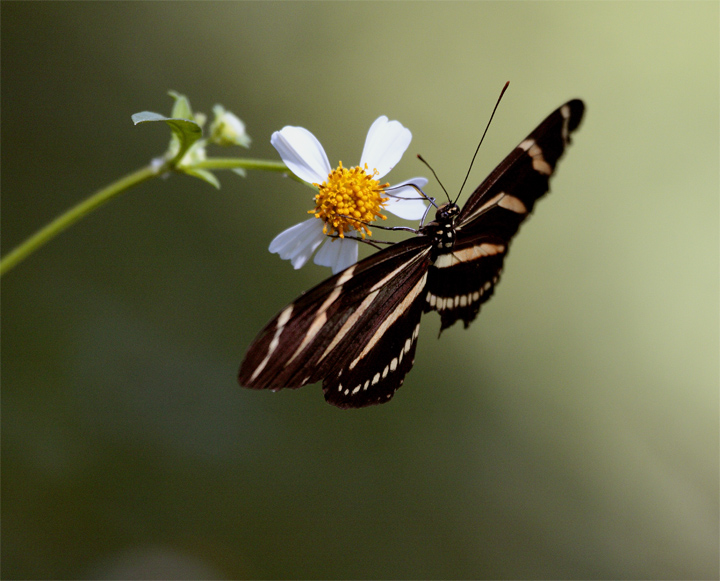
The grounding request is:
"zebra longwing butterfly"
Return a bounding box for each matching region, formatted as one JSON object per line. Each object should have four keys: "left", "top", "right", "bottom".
{"left": 239, "top": 99, "right": 585, "bottom": 408}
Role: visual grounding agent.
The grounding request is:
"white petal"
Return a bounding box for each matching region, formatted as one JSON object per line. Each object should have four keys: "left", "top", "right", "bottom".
{"left": 359, "top": 116, "right": 412, "bottom": 179}
{"left": 271, "top": 126, "right": 331, "bottom": 184}
{"left": 269, "top": 218, "right": 325, "bottom": 269}
{"left": 334, "top": 237, "right": 360, "bottom": 273}
{"left": 384, "top": 177, "right": 430, "bottom": 220}
{"left": 314, "top": 237, "right": 359, "bottom": 274}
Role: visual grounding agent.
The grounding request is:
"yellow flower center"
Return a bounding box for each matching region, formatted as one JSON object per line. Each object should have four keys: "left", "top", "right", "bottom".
{"left": 310, "top": 162, "right": 389, "bottom": 239}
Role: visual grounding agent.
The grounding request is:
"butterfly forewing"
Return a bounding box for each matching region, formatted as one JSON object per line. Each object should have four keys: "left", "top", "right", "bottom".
{"left": 239, "top": 99, "right": 585, "bottom": 408}
{"left": 457, "top": 99, "right": 585, "bottom": 225}
{"left": 323, "top": 253, "right": 429, "bottom": 408}
{"left": 424, "top": 99, "right": 585, "bottom": 331}
{"left": 239, "top": 237, "right": 433, "bottom": 406}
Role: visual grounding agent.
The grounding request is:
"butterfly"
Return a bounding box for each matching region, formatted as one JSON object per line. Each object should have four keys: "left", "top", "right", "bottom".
{"left": 239, "top": 99, "right": 585, "bottom": 408}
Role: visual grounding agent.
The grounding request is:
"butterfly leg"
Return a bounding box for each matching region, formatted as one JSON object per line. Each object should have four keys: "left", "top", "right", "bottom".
{"left": 326, "top": 234, "right": 395, "bottom": 250}
{"left": 335, "top": 214, "right": 421, "bottom": 235}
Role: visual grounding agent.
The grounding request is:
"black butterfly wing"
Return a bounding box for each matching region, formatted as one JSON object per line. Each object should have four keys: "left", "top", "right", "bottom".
{"left": 424, "top": 231, "right": 507, "bottom": 332}
{"left": 239, "top": 236, "right": 433, "bottom": 408}
{"left": 457, "top": 99, "right": 585, "bottom": 224}
{"left": 425, "top": 99, "right": 585, "bottom": 331}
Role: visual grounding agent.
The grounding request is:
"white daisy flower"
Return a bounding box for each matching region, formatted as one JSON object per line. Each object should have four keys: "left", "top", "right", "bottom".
{"left": 269, "top": 116, "right": 428, "bottom": 274}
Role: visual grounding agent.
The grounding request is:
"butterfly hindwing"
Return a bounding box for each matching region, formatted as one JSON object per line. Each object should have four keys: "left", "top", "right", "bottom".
{"left": 424, "top": 233, "right": 507, "bottom": 331}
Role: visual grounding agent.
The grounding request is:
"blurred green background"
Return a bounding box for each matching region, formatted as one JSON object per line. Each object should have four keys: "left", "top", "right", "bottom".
{"left": 2, "top": 2, "right": 717, "bottom": 579}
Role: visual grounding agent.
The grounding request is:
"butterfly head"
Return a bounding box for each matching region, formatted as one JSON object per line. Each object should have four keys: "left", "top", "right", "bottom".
{"left": 435, "top": 202, "right": 460, "bottom": 222}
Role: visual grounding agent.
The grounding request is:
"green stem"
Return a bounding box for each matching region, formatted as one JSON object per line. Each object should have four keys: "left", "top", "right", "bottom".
{"left": 193, "top": 158, "right": 310, "bottom": 186}
{"left": 194, "top": 158, "right": 289, "bottom": 172}
{"left": 0, "top": 164, "right": 160, "bottom": 276}
{"left": 0, "top": 156, "right": 309, "bottom": 277}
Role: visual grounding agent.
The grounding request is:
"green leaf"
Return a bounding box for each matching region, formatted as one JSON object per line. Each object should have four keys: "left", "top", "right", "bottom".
{"left": 131, "top": 111, "right": 169, "bottom": 124}
{"left": 132, "top": 111, "right": 203, "bottom": 165}
{"left": 181, "top": 168, "right": 221, "bottom": 189}
{"left": 168, "top": 91, "right": 194, "bottom": 120}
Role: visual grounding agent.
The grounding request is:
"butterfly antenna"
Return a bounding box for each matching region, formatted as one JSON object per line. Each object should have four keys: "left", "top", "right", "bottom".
{"left": 454, "top": 81, "right": 510, "bottom": 204}
{"left": 417, "top": 154, "right": 451, "bottom": 203}
{"left": 385, "top": 181, "right": 439, "bottom": 209}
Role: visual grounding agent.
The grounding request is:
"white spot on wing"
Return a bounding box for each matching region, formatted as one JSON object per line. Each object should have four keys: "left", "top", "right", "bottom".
{"left": 434, "top": 243, "right": 505, "bottom": 269}
{"left": 560, "top": 104, "right": 571, "bottom": 143}
{"left": 518, "top": 138, "right": 534, "bottom": 152}
{"left": 336, "top": 265, "right": 356, "bottom": 286}
{"left": 459, "top": 192, "right": 505, "bottom": 225}
{"left": 528, "top": 143, "right": 552, "bottom": 176}
{"left": 278, "top": 307, "right": 294, "bottom": 327}
{"left": 249, "top": 305, "right": 294, "bottom": 382}
{"left": 498, "top": 195, "right": 527, "bottom": 214}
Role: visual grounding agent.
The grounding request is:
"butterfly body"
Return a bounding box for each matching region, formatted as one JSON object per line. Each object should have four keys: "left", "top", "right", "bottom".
{"left": 423, "top": 202, "right": 460, "bottom": 251}
{"left": 239, "top": 100, "right": 585, "bottom": 408}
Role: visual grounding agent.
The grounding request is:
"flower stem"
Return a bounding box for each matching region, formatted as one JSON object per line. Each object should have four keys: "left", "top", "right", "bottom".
{"left": 0, "top": 164, "right": 160, "bottom": 276}
{"left": 0, "top": 157, "right": 309, "bottom": 277}
{"left": 194, "top": 158, "right": 310, "bottom": 186}
{"left": 194, "top": 158, "right": 289, "bottom": 172}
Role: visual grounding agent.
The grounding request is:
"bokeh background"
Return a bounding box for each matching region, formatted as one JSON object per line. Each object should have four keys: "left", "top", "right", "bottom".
{"left": 2, "top": 2, "right": 717, "bottom": 579}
